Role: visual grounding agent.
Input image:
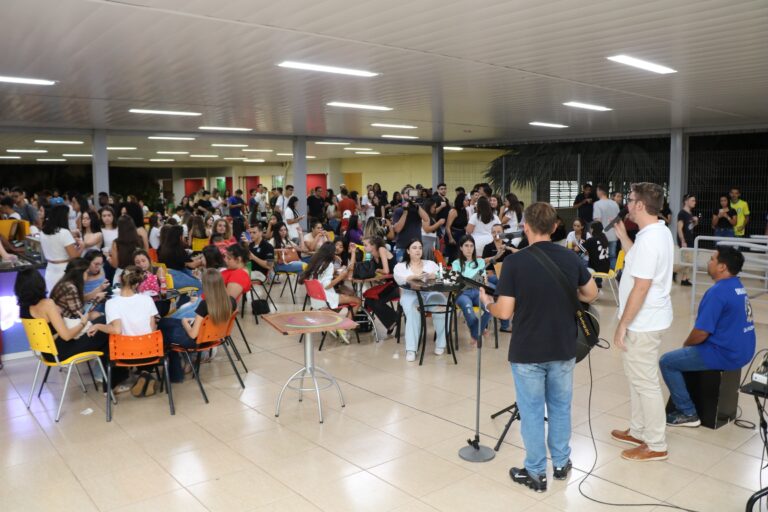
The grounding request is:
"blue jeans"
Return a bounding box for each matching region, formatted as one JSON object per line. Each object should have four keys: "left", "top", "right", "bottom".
{"left": 487, "top": 275, "right": 510, "bottom": 330}
{"left": 456, "top": 288, "right": 490, "bottom": 341}
{"left": 659, "top": 347, "right": 709, "bottom": 416}
{"left": 158, "top": 317, "right": 197, "bottom": 382}
{"left": 607, "top": 240, "right": 618, "bottom": 270}
{"left": 511, "top": 358, "right": 575, "bottom": 477}
{"left": 714, "top": 228, "right": 734, "bottom": 238}
{"left": 400, "top": 291, "right": 447, "bottom": 353}
{"left": 275, "top": 261, "right": 304, "bottom": 273}
{"left": 395, "top": 248, "right": 405, "bottom": 263}
{"left": 169, "top": 296, "right": 201, "bottom": 319}
{"left": 167, "top": 268, "right": 202, "bottom": 290}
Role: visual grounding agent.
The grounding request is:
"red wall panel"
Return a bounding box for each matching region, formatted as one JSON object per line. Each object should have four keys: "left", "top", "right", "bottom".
{"left": 184, "top": 179, "right": 205, "bottom": 197}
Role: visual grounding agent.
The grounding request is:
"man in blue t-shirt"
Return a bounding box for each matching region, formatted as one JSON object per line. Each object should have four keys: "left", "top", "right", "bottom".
{"left": 660, "top": 246, "right": 756, "bottom": 427}
{"left": 228, "top": 189, "right": 245, "bottom": 218}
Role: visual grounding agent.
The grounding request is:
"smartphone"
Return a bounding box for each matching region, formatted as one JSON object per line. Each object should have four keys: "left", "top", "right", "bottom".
{"left": 243, "top": 231, "right": 252, "bottom": 242}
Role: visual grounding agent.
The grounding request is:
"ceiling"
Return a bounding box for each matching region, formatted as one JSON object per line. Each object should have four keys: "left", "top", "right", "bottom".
{"left": 0, "top": 0, "right": 766, "bottom": 166}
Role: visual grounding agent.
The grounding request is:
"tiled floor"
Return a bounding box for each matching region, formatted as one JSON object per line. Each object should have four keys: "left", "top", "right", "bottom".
{"left": 1, "top": 283, "right": 766, "bottom": 512}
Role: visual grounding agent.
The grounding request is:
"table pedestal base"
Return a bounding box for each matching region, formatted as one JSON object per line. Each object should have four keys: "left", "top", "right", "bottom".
{"left": 275, "top": 331, "right": 345, "bottom": 423}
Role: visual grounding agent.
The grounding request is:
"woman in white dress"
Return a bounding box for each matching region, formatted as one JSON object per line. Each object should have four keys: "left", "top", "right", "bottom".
{"left": 40, "top": 204, "right": 82, "bottom": 292}
{"left": 466, "top": 196, "right": 500, "bottom": 257}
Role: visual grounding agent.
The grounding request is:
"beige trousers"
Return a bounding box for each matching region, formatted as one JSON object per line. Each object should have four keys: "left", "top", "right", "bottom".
{"left": 622, "top": 329, "right": 668, "bottom": 452}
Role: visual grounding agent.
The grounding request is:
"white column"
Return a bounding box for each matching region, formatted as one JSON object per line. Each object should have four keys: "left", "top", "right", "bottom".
{"left": 171, "top": 168, "right": 185, "bottom": 204}
{"left": 432, "top": 143, "right": 444, "bottom": 186}
{"left": 292, "top": 136, "right": 307, "bottom": 217}
{"left": 668, "top": 129, "right": 688, "bottom": 240}
{"left": 92, "top": 130, "right": 109, "bottom": 195}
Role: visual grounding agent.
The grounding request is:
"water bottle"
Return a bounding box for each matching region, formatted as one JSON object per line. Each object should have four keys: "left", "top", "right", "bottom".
{"left": 436, "top": 264, "right": 444, "bottom": 284}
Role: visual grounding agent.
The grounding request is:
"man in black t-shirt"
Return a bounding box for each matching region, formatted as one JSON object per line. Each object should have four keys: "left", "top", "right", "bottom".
{"left": 307, "top": 187, "right": 326, "bottom": 224}
{"left": 573, "top": 183, "right": 594, "bottom": 223}
{"left": 245, "top": 224, "right": 274, "bottom": 281}
{"left": 480, "top": 202, "right": 597, "bottom": 493}
{"left": 676, "top": 194, "right": 698, "bottom": 286}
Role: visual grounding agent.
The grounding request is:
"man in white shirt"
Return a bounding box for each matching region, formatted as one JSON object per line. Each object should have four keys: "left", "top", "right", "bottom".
{"left": 611, "top": 182, "right": 674, "bottom": 462}
{"left": 275, "top": 185, "right": 293, "bottom": 214}
{"left": 591, "top": 184, "right": 620, "bottom": 269}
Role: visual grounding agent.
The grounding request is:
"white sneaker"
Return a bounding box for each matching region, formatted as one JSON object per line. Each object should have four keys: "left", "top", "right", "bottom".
{"left": 434, "top": 347, "right": 445, "bottom": 356}
{"left": 405, "top": 351, "right": 416, "bottom": 362}
{"left": 338, "top": 330, "right": 350, "bottom": 344}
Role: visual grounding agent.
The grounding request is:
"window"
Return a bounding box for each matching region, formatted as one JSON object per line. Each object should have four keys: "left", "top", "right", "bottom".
{"left": 549, "top": 180, "right": 578, "bottom": 207}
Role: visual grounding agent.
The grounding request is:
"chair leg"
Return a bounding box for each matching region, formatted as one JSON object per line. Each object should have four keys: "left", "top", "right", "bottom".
{"left": 185, "top": 351, "right": 209, "bottom": 403}
{"left": 235, "top": 318, "right": 252, "bottom": 354}
{"left": 86, "top": 360, "right": 98, "bottom": 391}
{"left": 163, "top": 357, "right": 175, "bottom": 415}
{"left": 106, "top": 364, "right": 113, "bottom": 422}
{"left": 74, "top": 364, "right": 87, "bottom": 393}
{"left": 318, "top": 332, "right": 327, "bottom": 351}
{"left": 287, "top": 275, "right": 297, "bottom": 304}
{"left": 227, "top": 336, "right": 248, "bottom": 373}
{"left": 262, "top": 282, "right": 277, "bottom": 310}
{"left": 38, "top": 366, "right": 51, "bottom": 398}
{"left": 55, "top": 365, "right": 74, "bottom": 422}
{"left": 26, "top": 359, "right": 42, "bottom": 408}
{"left": 298, "top": 333, "right": 304, "bottom": 344}
{"left": 241, "top": 293, "right": 246, "bottom": 319}
{"left": 302, "top": 294, "right": 309, "bottom": 311}
{"left": 494, "top": 317, "right": 499, "bottom": 349}
{"left": 222, "top": 343, "right": 245, "bottom": 389}
{"left": 395, "top": 305, "right": 403, "bottom": 344}
{"left": 280, "top": 276, "right": 290, "bottom": 298}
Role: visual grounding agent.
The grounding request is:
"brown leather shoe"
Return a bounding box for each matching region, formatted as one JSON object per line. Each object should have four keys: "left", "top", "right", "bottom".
{"left": 621, "top": 444, "right": 668, "bottom": 461}
{"left": 610, "top": 429, "right": 644, "bottom": 446}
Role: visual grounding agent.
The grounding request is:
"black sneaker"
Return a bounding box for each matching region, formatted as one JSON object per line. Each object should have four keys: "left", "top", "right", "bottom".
{"left": 680, "top": 279, "right": 692, "bottom": 287}
{"left": 509, "top": 467, "right": 547, "bottom": 492}
{"left": 667, "top": 411, "right": 701, "bottom": 427}
{"left": 553, "top": 459, "right": 572, "bottom": 480}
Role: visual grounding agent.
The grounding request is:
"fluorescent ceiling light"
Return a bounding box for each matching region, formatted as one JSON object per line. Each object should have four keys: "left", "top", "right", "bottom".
{"left": 243, "top": 159, "right": 266, "bottom": 163}
{"left": 444, "top": 146, "right": 463, "bottom": 151}
{"left": 117, "top": 157, "right": 143, "bottom": 160}
{"left": 381, "top": 134, "right": 418, "bottom": 139}
{"left": 189, "top": 154, "right": 218, "bottom": 158}
{"left": 223, "top": 157, "right": 248, "bottom": 161}
{"left": 7, "top": 149, "right": 47, "bottom": 153}
{"left": 62, "top": 153, "right": 92, "bottom": 157}
{"left": 198, "top": 126, "right": 252, "bottom": 132}
{"left": 563, "top": 101, "right": 612, "bottom": 112}
{"left": 607, "top": 55, "right": 677, "bottom": 74}
{"left": 307, "top": 156, "right": 316, "bottom": 159}
{"left": 37, "top": 158, "right": 66, "bottom": 162}
{"left": 371, "top": 123, "right": 417, "bottom": 129}
{"left": 344, "top": 147, "right": 372, "bottom": 151}
{"left": 355, "top": 151, "right": 381, "bottom": 155}
{"left": 157, "top": 151, "right": 188, "bottom": 155}
{"left": 276, "top": 153, "right": 293, "bottom": 156}
{"left": 0, "top": 75, "right": 56, "bottom": 86}
{"left": 529, "top": 121, "right": 569, "bottom": 128}
{"left": 149, "top": 158, "right": 174, "bottom": 162}
{"left": 212, "top": 144, "right": 248, "bottom": 148}
{"left": 278, "top": 61, "right": 379, "bottom": 77}
{"left": 130, "top": 108, "right": 201, "bottom": 116}
{"left": 242, "top": 149, "right": 273, "bottom": 153}
{"left": 0, "top": 156, "right": 21, "bottom": 159}
{"left": 148, "top": 136, "right": 195, "bottom": 141}
{"left": 34, "top": 139, "right": 84, "bottom": 145}
{"left": 107, "top": 147, "right": 137, "bottom": 150}
{"left": 315, "top": 141, "right": 349, "bottom": 145}
{"left": 327, "top": 101, "right": 392, "bottom": 111}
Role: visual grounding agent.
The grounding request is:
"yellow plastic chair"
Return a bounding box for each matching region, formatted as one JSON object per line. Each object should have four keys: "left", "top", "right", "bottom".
{"left": 191, "top": 238, "right": 209, "bottom": 252}
{"left": 592, "top": 250, "right": 625, "bottom": 306}
{"left": 22, "top": 318, "right": 111, "bottom": 422}
{"left": 327, "top": 231, "right": 335, "bottom": 242}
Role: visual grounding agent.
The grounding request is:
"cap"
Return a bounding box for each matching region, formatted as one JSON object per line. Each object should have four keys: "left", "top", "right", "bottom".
{"left": 342, "top": 210, "right": 352, "bottom": 219}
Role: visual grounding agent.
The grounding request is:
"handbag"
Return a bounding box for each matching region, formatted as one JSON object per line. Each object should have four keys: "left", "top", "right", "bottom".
{"left": 251, "top": 299, "right": 270, "bottom": 316}
{"left": 527, "top": 245, "right": 602, "bottom": 362}
{"left": 277, "top": 247, "right": 299, "bottom": 264}
{"left": 353, "top": 259, "right": 377, "bottom": 279}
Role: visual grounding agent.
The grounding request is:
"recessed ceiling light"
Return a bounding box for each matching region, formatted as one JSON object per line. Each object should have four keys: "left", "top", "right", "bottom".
{"left": 243, "top": 159, "right": 266, "bottom": 163}
{"left": 607, "top": 55, "right": 677, "bottom": 74}
{"left": 148, "top": 136, "right": 196, "bottom": 141}
{"left": 34, "top": 139, "right": 84, "bottom": 145}
{"left": 117, "top": 157, "right": 144, "bottom": 160}
{"left": 130, "top": 108, "right": 201, "bottom": 116}
{"left": 327, "top": 101, "right": 392, "bottom": 111}
{"left": 223, "top": 157, "right": 248, "bottom": 161}
{"left": 7, "top": 149, "right": 47, "bottom": 153}
{"left": 242, "top": 149, "right": 273, "bottom": 153}
{"left": 278, "top": 61, "right": 379, "bottom": 77}
{"left": 529, "top": 121, "right": 569, "bottom": 128}
{"left": 198, "top": 126, "right": 253, "bottom": 132}
{"left": 355, "top": 151, "right": 381, "bottom": 155}
{"left": 306, "top": 156, "right": 316, "bottom": 159}
{"left": 157, "top": 151, "right": 189, "bottom": 155}
{"left": 0, "top": 156, "right": 21, "bottom": 159}
{"left": 62, "top": 153, "right": 92, "bottom": 157}
{"left": 371, "top": 123, "right": 417, "bottom": 129}
{"left": 212, "top": 144, "right": 248, "bottom": 148}
{"left": 344, "top": 147, "right": 373, "bottom": 151}
{"left": 381, "top": 134, "right": 418, "bottom": 140}
{"left": 149, "top": 158, "right": 174, "bottom": 162}
{"left": 189, "top": 154, "right": 219, "bottom": 158}
{"left": 0, "top": 75, "right": 56, "bottom": 86}
{"left": 37, "top": 158, "right": 66, "bottom": 162}
{"left": 444, "top": 147, "right": 463, "bottom": 151}
{"left": 315, "top": 141, "right": 350, "bottom": 145}
{"left": 107, "top": 147, "right": 137, "bottom": 150}
{"left": 276, "top": 153, "right": 293, "bottom": 156}
{"left": 563, "top": 101, "right": 612, "bottom": 112}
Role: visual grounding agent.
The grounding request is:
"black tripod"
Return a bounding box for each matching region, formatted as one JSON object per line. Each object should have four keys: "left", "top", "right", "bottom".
{"left": 490, "top": 403, "right": 520, "bottom": 451}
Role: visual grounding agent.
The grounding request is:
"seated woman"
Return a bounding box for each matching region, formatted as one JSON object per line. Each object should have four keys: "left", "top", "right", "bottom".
{"left": 158, "top": 269, "right": 236, "bottom": 382}
{"left": 222, "top": 244, "right": 251, "bottom": 304}
{"left": 361, "top": 236, "right": 399, "bottom": 337}
{"left": 583, "top": 221, "right": 611, "bottom": 275}
{"left": 265, "top": 212, "right": 282, "bottom": 240}
{"left": 200, "top": 245, "right": 225, "bottom": 272}
{"left": 300, "top": 220, "right": 331, "bottom": 261}
{"left": 50, "top": 258, "right": 107, "bottom": 325}
{"left": 88, "top": 266, "right": 159, "bottom": 394}
{"left": 451, "top": 235, "right": 491, "bottom": 346}
{"left": 393, "top": 238, "right": 448, "bottom": 362}
{"left": 271, "top": 222, "right": 304, "bottom": 275}
{"left": 83, "top": 250, "right": 109, "bottom": 312}
{"left": 158, "top": 225, "right": 203, "bottom": 290}
{"left": 133, "top": 249, "right": 170, "bottom": 317}
{"left": 80, "top": 210, "right": 103, "bottom": 252}
{"left": 15, "top": 267, "right": 125, "bottom": 391}
{"left": 299, "top": 242, "right": 361, "bottom": 344}
{"left": 566, "top": 218, "right": 590, "bottom": 266}
{"left": 110, "top": 215, "right": 144, "bottom": 285}
{"left": 209, "top": 218, "right": 237, "bottom": 255}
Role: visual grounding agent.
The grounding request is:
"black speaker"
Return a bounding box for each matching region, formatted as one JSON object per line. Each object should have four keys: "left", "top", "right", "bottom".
{"left": 665, "top": 369, "right": 741, "bottom": 429}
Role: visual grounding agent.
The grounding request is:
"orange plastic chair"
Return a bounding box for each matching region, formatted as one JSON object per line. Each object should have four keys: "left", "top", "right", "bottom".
{"left": 106, "top": 331, "right": 173, "bottom": 421}
{"left": 303, "top": 279, "right": 361, "bottom": 350}
{"left": 171, "top": 312, "right": 245, "bottom": 403}
{"left": 147, "top": 248, "right": 158, "bottom": 263}
{"left": 433, "top": 249, "right": 446, "bottom": 267}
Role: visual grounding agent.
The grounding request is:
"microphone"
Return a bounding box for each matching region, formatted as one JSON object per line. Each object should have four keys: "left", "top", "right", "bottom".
{"left": 604, "top": 207, "right": 629, "bottom": 231}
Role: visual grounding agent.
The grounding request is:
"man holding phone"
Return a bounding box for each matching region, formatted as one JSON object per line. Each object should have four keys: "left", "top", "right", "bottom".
{"left": 244, "top": 224, "right": 274, "bottom": 282}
